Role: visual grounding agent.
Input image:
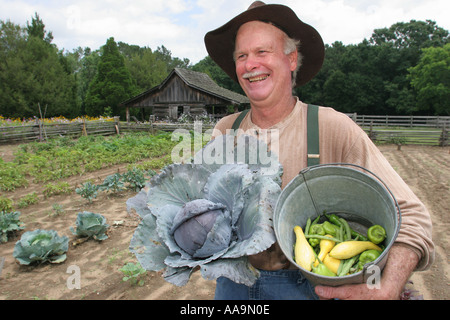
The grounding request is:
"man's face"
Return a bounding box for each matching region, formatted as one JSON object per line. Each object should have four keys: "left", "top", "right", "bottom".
{"left": 234, "top": 21, "right": 297, "bottom": 106}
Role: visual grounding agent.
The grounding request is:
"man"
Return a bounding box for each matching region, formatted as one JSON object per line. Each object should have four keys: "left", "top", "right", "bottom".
{"left": 204, "top": 1, "right": 434, "bottom": 300}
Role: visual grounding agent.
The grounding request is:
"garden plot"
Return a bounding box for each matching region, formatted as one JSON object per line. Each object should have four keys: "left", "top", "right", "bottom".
{"left": 0, "top": 140, "right": 448, "bottom": 300}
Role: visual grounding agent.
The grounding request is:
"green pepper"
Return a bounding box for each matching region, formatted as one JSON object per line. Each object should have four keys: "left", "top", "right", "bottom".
{"left": 308, "top": 238, "right": 320, "bottom": 247}
{"left": 323, "top": 221, "right": 339, "bottom": 236}
{"left": 367, "top": 225, "right": 386, "bottom": 244}
{"left": 309, "top": 224, "right": 325, "bottom": 236}
{"left": 358, "top": 249, "right": 381, "bottom": 270}
{"left": 326, "top": 214, "right": 343, "bottom": 227}
{"left": 311, "top": 262, "right": 336, "bottom": 277}
{"left": 351, "top": 229, "right": 368, "bottom": 241}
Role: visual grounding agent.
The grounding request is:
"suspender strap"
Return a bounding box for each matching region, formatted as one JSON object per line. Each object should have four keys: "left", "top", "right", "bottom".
{"left": 231, "top": 105, "right": 320, "bottom": 166}
{"left": 231, "top": 109, "right": 250, "bottom": 132}
{"left": 307, "top": 104, "right": 320, "bottom": 166}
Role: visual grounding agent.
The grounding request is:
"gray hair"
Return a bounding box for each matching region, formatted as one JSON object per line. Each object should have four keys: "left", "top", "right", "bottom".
{"left": 283, "top": 34, "right": 302, "bottom": 87}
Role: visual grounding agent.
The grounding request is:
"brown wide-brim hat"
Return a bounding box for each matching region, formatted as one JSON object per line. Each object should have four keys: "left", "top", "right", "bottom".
{"left": 204, "top": 1, "right": 325, "bottom": 87}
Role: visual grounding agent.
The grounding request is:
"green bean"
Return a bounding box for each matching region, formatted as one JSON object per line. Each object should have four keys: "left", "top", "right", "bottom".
{"left": 305, "top": 234, "right": 342, "bottom": 243}
{"left": 311, "top": 215, "right": 321, "bottom": 226}
{"left": 338, "top": 255, "right": 359, "bottom": 276}
{"left": 339, "top": 224, "right": 344, "bottom": 242}
{"left": 339, "top": 217, "right": 352, "bottom": 241}
{"left": 305, "top": 218, "right": 311, "bottom": 236}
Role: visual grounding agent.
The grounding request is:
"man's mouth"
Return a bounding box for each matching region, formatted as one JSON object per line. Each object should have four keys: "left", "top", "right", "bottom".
{"left": 243, "top": 72, "right": 270, "bottom": 83}
{"left": 248, "top": 75, "right": 269, "bottom": 83}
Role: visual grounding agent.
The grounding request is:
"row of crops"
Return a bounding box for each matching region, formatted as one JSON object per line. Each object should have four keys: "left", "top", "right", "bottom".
{"left": 0, "top": 132, "right": 180, "bottom": 193}
{"left": 0, "top": 132, "right": 185, "bottom": 281}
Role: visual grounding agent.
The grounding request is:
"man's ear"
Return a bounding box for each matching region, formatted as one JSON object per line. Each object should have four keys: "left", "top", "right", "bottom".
{"left": 288, "top": 50, "right": 298, "bottom": 72}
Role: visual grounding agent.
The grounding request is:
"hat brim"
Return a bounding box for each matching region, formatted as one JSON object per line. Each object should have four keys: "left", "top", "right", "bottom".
{"left": 204, "top": 4, "right": 325, "bottom": 87}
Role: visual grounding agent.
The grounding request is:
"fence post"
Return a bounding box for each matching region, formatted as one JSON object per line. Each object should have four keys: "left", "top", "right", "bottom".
{"left": 440, "top": 124, "right": 448, "bottom": 147}
{"left": 114, "top": 116, "right": 120, "bottom": 135}
{"left": 82, "top": 118, "right": 88, "bottom": 136}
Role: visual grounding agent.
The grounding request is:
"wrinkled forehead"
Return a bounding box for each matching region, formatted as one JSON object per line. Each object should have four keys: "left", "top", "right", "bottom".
{"left": 234, "top": 20, "right": 287, "bottom": 51}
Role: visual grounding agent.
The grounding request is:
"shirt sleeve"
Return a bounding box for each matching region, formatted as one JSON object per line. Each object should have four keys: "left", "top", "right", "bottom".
{"left": 333, "top": 114, "right": 435, "bottom": 271}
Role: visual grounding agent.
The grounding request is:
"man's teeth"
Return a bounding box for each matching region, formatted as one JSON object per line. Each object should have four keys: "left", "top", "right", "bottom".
{"left": 249, "top": 75, "right": 268, "bottom": 82}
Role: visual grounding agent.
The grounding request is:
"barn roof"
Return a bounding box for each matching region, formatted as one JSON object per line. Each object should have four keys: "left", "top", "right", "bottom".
{"left": 120, "top": 68, "right": 249, "bottom": 107}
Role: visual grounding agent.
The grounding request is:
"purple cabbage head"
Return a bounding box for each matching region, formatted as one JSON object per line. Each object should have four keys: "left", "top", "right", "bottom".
{"left": 171, "top": 199, "right": 232, "bottom": 258}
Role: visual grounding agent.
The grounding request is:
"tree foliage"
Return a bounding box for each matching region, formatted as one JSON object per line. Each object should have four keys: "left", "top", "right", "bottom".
{"left": 408, "top": 44, "right": 450, "bottom": 115}
{"left": 0, "top": 14, "right": 78, "bottom": 118}
{"left": 0, "top": 15, "right": 448, "bottom": 118}
{"left": 296, "top": 20, "right": 449, "bottom": 115}
{"left": 84, "top": 37, "right": 139, "bottom": 117}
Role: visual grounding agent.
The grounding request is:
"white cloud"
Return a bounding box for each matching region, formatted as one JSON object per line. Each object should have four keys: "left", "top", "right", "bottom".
{"left": 1, "top": 0, "right": 449, "bottom": 64}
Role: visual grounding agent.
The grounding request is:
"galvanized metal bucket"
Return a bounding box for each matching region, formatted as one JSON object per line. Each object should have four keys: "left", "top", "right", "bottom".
{"left": 273, "top": 164, "right": 401, "bottom": 287}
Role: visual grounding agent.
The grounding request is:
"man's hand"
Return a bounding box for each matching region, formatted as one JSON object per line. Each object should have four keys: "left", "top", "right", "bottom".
{"left": 314, "top": 244, "right": 419, "bottom": 300}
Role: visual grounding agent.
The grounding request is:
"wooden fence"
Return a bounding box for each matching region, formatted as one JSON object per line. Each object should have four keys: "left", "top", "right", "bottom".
{"left": 0, "top": 119, "right": 119, "bottom": 144}
{"left": 346, "top": 114, "right": 450, "bottom": 128}
{"left": 0, "top": 115, "right": 448, "bottom": 146}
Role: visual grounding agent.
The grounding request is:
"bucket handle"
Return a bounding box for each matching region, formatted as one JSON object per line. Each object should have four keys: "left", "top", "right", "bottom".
{"left": 300, "top": 163, "right": 402, "bottom": 247}
{"left": 300, "top": 163, "right": 400, "bottom": 214}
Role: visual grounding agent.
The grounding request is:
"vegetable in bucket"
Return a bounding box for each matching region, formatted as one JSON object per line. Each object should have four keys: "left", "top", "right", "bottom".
{"left": 293, "top": 213, "right": 386, "bottom": 277}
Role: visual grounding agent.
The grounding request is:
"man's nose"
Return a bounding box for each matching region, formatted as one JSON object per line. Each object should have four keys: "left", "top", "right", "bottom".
{"left": 245, "top": 54, "right": 260, "bottom": 71}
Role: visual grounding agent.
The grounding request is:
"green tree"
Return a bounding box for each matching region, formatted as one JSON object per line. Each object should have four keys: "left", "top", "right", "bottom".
{"left": 26, "top": 12, "right": 53, "bottom": 44}
{"left": 85, "top": 37, "right": 139, "bottom": 117}
{"left": 0, "top": 15, "right": 78, "bottom": 118}
{"left": 408, "top": 44, "right": 450, "bottom": 115}
{"left": 125, "top": 47, "right": 168, "bottom": 92}
{"left": 154, "top": 45, "right": 190, "bottom": 73}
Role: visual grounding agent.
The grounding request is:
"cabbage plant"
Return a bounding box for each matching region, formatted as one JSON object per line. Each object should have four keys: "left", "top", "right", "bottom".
{"left": 127, "top": 134, "right": 282, "bottom": 286}
{"left": 0, "top": 211, "right": 25, "bottom": 243}
{"left": 70, "top": 211, "right": 109, "bottom": 241}
{"left": 13, "top": 229, "right": 69, "bottom": 265}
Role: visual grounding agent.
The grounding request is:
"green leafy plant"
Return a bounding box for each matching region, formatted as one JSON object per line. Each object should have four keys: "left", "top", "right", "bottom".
{"left": 119, "top": 262, "right": 147, "bottom": 286}
{"left": 99, "top": 173, "right": 125, "bottom": 193}
{"left": 70, "top": 211, "right": 109, "bottom": 241}
{"left": 43, "top": 182, "right": 72, "bottom": 198}
{"left": 49, "top": 203, "right": 65, "bottom": 217}
{"left": 0, "top": 211, "right": 25, "bottom": 243}
{"left": 0, "top": 196, "right": 14, "bottom": 212}
{"left": 13, "top": 229, "right": 69, "bottom": 265}
{"left": 17, "top": 192, "right": 39, "bottom": 208}
{"left": 76, "top": 181, "right": 99, "bottom": 203}
{"left": 0, "top": 159, "right": 29, "bottom": 191}
{"left": 122, "top": 167, "right": 148, "bottom": 191}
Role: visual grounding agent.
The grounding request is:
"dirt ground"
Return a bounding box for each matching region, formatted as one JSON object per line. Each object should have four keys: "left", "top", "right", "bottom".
{"left": 0, "top": 144, "right": 448, "bottom": 300}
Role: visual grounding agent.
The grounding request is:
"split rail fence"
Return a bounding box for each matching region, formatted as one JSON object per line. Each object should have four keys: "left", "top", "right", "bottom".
{"left": 0, "top": 115, "right": 448, "bottom": 146}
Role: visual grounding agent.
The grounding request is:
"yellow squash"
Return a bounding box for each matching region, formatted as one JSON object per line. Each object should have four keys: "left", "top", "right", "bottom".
{"left": 293, "top": 226, "right": 316, "bottom": 271}
{"left": 314, "top": 235, "right": 335, "bottom": 267}
{"left": 329, "top": 241, "right": 382, "bottom": 260}
{"left": 323, "top": 254, "right": 341, "bottom": 274}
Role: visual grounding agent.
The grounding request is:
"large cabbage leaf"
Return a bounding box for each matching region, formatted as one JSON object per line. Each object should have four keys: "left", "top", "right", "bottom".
{"left": 127, "top": 134, "right": 283, "bottom": 286}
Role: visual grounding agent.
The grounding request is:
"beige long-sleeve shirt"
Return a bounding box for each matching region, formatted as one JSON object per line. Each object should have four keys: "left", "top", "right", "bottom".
{"left": 212, "top": 99, "right": 434, "bottom": 271}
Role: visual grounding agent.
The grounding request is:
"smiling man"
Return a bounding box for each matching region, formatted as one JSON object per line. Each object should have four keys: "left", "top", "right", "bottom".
{"left": 233, "top": 21, "right": 298, "bottom": 127}
{"left": 205, "top": 1, "right": 434, "bottom": 300}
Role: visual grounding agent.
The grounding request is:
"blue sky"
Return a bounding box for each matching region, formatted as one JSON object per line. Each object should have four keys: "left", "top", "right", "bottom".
{"left": 1, "top": 0, "right": 449, "bottom": 64}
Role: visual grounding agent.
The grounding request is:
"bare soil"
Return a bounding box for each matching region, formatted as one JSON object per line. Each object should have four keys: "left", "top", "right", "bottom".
{"left": 0, "top": 144, "right": 448, "bottom": 300}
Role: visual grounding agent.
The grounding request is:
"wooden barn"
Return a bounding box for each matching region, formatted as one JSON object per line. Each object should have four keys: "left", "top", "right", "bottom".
{"left": 120, "top": 68, "right": 249, "bottom": 122}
